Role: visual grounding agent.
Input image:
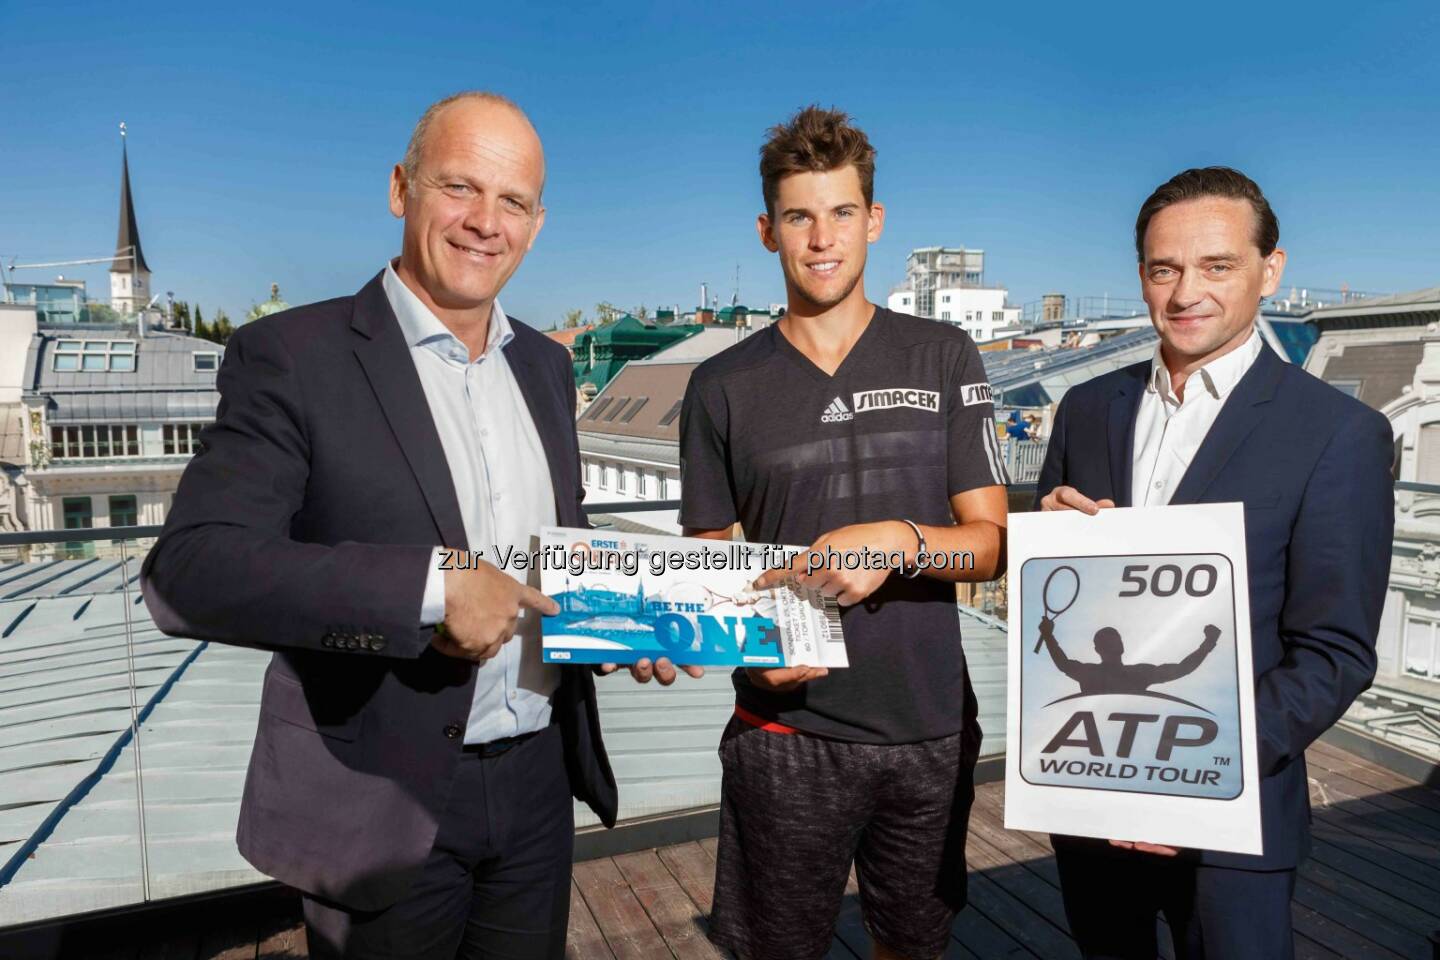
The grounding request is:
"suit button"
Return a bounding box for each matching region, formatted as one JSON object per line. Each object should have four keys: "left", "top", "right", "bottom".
{"left": 443, "top": 723, "right": 462, "bottom": 740}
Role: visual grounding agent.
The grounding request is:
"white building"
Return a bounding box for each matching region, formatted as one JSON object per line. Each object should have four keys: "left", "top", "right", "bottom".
{"left": 0, "top": 133, "right": 223, "bottom": 553}
{"left": 576, "top": 358, "right": 694, "bottom": 535}
{"left": 9, "top": 319, "right": 221, "bottom": 551}
{"left": 889, "top": 285, "right": 1022, "bottom": 343}
{"left": 1304, "top": 285, "right": 1440, "bottom": 763}
{"left": 888, "top": 246, "right": 1021, "bottom": 342}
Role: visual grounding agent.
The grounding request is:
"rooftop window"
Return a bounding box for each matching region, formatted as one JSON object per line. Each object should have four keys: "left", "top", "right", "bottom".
{"left": 50, "top": 424, "right": 140, "bottom": 460}
{"left": 52, "top": 340, "right": 137, "bottom": 372}
{"left": 618, "top": 398, "right": 649, "bottom": 423}
{"left": 163, "top": 423, "right": 206, "bottom": 456}
{"left": 193, "top": 352, "right": 219, "bottom": 372}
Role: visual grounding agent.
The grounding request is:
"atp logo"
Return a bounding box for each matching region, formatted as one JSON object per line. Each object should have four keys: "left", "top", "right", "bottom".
{"left": 1019, "top": 554, "right": 1244, "bottom": 800}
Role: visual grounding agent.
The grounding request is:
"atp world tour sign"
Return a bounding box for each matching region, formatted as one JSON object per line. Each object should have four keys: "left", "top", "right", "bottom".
{"left": 1005, "top": 503, "right": 1263, "bottom": 855}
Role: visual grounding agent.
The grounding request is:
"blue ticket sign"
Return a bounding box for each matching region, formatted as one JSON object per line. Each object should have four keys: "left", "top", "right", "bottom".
{"left": 537, "top": 527, "right": 849, "bottom": 668}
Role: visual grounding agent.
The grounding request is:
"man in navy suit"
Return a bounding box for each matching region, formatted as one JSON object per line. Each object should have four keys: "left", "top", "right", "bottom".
{"left": 141, "top": 92, "right": 673, "bottom": 959}
{"left": 1034, "top": 166, "right": 1394, "bottom": 959}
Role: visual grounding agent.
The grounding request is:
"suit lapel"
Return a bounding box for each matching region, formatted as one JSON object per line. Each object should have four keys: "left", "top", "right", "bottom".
{"left": 1108, "top": 368, "right": 1145, "bottom": 508}
{"left": 1169, "top": 346, "right": 1285, "bottom": 505}
{"left": 349, "top": 273, "right": 469, "bottom": 550}
{"left": 504, "top": 331, "right": 575, "bottom": 527}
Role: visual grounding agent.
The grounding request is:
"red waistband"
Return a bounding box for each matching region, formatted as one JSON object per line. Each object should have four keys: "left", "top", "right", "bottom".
{"left": 734, "top": 705, "right": 801, "bottom": 735}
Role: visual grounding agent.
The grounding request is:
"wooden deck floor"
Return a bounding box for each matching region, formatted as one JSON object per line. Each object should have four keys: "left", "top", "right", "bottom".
{"left": 10, "top": 740, "right": 1440, "bottom": 960}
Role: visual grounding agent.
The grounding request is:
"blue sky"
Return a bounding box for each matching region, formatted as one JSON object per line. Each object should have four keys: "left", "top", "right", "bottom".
{"left": 3, "top": 1, "right": 1436, "bottom": 329}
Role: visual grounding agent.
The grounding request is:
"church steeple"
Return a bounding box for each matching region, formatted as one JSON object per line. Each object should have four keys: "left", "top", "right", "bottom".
{"left": 109, "top": 123, "right": 152, "bottom": 314}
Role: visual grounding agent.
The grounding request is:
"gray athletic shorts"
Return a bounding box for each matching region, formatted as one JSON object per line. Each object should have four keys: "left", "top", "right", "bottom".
{"left": 707, "top": 714, "right": 981, "bottom": 960}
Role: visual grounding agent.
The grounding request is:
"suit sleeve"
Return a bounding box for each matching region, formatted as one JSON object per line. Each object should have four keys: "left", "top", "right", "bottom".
{"left": 140, "top": 321, "right": 435, "bottom": 659}
{"left": 1256, "top": 406, "right": 1394, "bottom": 774}
{"left": 1033, "top": 394, "right": 1070, "bottom": 509}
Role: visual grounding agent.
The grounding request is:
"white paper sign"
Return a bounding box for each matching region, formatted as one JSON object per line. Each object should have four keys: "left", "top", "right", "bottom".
{"left": 1004, "top": 504, "right": 1262, "bottom": 855}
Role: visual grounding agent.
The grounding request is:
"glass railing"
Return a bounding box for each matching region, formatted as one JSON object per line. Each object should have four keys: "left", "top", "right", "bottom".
{"left": 0, "top": 501, "right": 747, "bottom": 930}
{"left": 0, "top": 528, "right": 154, "bottom": 927}
{"left": 15, "top": 483, "right": 1419, "bottom": 933}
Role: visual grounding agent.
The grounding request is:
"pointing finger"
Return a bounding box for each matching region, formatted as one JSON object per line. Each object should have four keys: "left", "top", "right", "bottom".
{"left": 519, "top": 585, "right": 560, "bottom": 616}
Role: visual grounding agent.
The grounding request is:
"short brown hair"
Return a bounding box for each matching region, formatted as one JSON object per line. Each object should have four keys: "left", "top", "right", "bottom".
{"left": 1134, "top": 166, "right": 1279, "bottom": 261}
{"left": 760, "top": 106, "right": 876, "bottom": 217}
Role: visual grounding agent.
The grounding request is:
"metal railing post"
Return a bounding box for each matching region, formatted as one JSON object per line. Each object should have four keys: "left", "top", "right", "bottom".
{"left": 117, "top": 538, "right": 152, "bottom": 902}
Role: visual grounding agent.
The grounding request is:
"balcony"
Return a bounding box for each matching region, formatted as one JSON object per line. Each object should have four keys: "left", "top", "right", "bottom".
{"left": 0, "top": 506, "right": 1436, "bottom": 959}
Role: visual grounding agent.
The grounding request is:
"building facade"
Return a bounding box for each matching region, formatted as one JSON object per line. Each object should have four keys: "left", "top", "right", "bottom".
{"left": 12, "top": 323, "right": 221, "bottom": 552}
{"left": 888, "top": 285, "right": 1021, "bottom": 342}
{"left": 576, "top": 358, "right": 695, "bottom": 534}
{"left": 0, "top": 129, "right": 222, "bottom": 551}
{"left": 887, "top": 246, "right": 1020, "bottom": 341}
{"left": 1306, "top": 287, "right": 1440, "bottom": 692}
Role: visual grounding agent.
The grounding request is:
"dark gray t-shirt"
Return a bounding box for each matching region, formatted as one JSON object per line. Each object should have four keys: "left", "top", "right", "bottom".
{"left": 679, "top": 307, "right": 1007, "bottom": 744}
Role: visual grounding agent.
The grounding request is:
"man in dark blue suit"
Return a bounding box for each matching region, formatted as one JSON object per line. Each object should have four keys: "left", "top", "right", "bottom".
{"left": 140, "top": 92, "right": 672, "bottom": 959}
{"left": 1034, "top": 167, "right": 1394, "bottom": 959}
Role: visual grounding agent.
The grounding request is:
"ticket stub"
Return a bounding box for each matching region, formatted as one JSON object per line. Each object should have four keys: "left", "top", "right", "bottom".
{"left": 536, "top": 527, "right": 848, "bottom": 667}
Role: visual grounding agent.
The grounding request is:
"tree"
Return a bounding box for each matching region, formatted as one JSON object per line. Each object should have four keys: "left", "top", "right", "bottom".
{"left": 563, "top": 308, "right": 584, "bottom": 329}
{"left": 632, "top": 303, "right": 649, "bottom": 322}
{"left": 170, "top": 300, "right": 191, "bottom": 330}
{"left": 210, "top": 309, "right": 235, "bottom": 345}
{"left": 594, "top": 301, "right": 622, "bottom": 326}
{"left": 186, "top": 303, "right": 235, "bottom": 346}
{"left": 83, "top": 303, "right": 121, "bottom": 324}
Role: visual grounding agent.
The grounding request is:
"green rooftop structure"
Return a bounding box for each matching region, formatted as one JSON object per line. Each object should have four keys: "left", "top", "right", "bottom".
{"left": 716, "top": 304, "right": 751, "bottom": 325}
{"left": 571, "top": 315, "right": 703, "bottom": 391}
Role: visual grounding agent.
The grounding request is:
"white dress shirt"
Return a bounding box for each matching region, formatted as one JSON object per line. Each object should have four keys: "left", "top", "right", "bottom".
{"left": 383, "top": 262, "right": 560, "bottom": 744}
{"left": 1132, "top": 328, "right": 1263, "bottom": 508}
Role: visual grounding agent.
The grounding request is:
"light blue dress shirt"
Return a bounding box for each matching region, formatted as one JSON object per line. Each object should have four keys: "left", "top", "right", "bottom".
{"left": 383, "top": 262, "right": 560, "bottom": 744}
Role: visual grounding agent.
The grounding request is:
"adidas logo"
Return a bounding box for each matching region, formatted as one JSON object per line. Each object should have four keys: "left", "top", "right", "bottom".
{"left": 820, "top": 396, "right": 853, "bottom": 423}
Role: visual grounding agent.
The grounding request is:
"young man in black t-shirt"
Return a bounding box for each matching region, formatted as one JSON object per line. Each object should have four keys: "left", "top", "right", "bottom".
{"left": 680, "top": 107, "right": 1009, "bottom": 960}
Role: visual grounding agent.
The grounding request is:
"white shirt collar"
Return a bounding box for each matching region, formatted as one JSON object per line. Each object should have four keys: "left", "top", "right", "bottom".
{"left": 382, "top": 259, "right": 513, "bottom": 361}
{"left": 1148, "top": 326, "right": 1263, "bottom": 404}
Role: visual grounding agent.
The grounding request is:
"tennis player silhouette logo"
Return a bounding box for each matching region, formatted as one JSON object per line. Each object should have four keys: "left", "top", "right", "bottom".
{"left": 1034, "top": 565, "right": 1221, "bottom": 712}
